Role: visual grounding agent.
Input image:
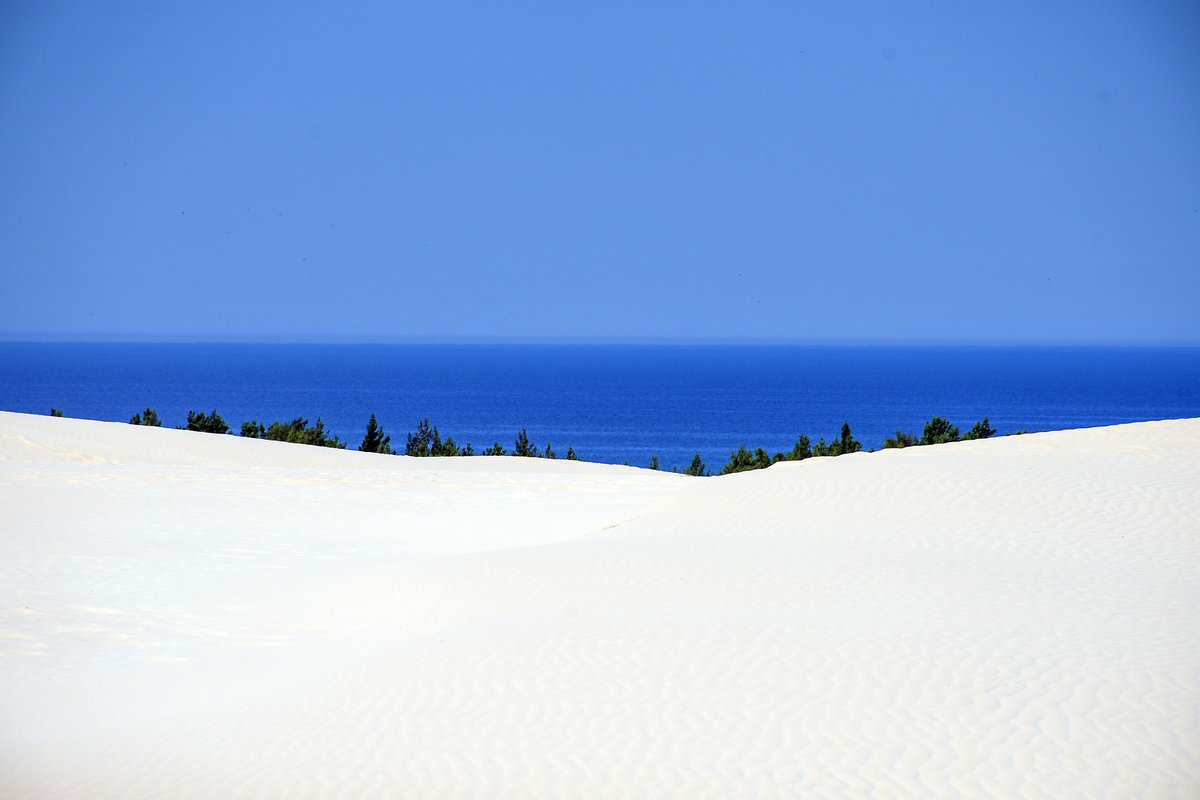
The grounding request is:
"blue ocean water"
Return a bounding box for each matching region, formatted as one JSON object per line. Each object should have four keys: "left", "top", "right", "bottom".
{"left": 1, "top": 343, "right": 1198, "bottom": 470}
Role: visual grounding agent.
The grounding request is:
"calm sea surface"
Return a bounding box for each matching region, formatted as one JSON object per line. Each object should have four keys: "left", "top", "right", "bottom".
{"left": 2, "top": 343, "right": 1198, "bottom": 470}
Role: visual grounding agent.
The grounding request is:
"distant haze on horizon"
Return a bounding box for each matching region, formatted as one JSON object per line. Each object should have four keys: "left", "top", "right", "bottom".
{"left": 2, "top": 2, "right": 1197, "bottom": 345}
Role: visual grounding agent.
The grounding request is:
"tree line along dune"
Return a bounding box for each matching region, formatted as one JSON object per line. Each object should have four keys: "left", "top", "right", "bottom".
{"left": 76, "top": 406, "right": 1002, "bottom": 476}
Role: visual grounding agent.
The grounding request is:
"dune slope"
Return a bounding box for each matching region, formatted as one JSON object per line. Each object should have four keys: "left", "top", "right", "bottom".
{"left": 1, "top": 412, "right": 1197, "bottom": 798}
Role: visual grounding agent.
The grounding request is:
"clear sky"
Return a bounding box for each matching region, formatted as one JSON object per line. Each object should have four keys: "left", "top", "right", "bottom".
{"left": 2, "top": 2, "right": 1198, "bottom": 344}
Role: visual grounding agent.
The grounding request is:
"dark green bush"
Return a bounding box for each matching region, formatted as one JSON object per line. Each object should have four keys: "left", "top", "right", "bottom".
{"left": 883, "top": 430, "right": 919, "bottom": 448}
{"left": 405, "top": 418, "right": 468, "bottom": 456}
{"left": 262, "top": 417, "right": 345, "bottom": 448}
{"left": 721, "top": 444, "right": 772, "bottom": 474}
{"left": 962, "top": 417, "right": 997, "bottom": 440}
{"left": 130, "top": 408, "right": 161, "bottom": 427}
{"left": 187, "top": 409, "right": 229, "bottom": 434}
{"left": 921, "top": 416, "right": 959, "bottom": 445}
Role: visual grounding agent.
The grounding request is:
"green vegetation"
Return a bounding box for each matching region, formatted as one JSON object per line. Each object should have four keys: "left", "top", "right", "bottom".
{"left": 115, "top": 406, "right": 1003, "bottom": 473}
{"left": 883, "top": 415, "right": 996, "bottom": 449}
{"left": 129, "top": 407, "right": 161, "bottom": 426}
{"left": 186, "top": 409, "right": 229, "bottom": 434}
{"left": 269, "top": 418, "right": 344, "bottom": 448}
{"left": 721, "top": 445, "right": 772, "bottom": 474}
{"left": 883, "top": 430, "right": 919, "bottom": 448}
{"left": 405, "top": 417, "right": 468, "bottom": 457}
{"left": 240, "top": 416, "right": 346, "bottom": 448}
{"left": 513, "top": 427, "right": 537, "bottom": 457}
{"left": 921, "top": 416, "right": 959, "bottom": 445}
{"left": 812, "top": 422, "right": 863, "bottom": 457}
{"left": 50, "top": 408, "right": 64, "bottom": 417}
{"left": 777, "top": 435, "right": 811, "bottom": 461}
{"left": 396, "top": 421, "right": 579, "bottom": 460}
{"left": 359, "top": 413, "right": 393, "bottom": 454}
{"left": 964, "top": 417, "right": 998, "bottom": 440}
{"left": 721, "top": 421, "right": 864, "bottom": 474}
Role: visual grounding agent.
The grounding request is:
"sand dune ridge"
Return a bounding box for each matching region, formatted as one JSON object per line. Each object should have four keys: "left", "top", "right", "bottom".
{"left": 1, "top": 412, "right": 1197, "bottom": 798}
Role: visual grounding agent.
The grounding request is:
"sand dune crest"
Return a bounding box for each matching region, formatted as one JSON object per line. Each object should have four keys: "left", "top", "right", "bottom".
{"left": 1, "top": 412, "right": 1197, "bottom": 798}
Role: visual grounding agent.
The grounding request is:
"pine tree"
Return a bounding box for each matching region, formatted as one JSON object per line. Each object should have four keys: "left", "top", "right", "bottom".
{"left": 720, "top": 445, "right": 771, "bottom": 474}
{"left": 263, "top": 417, "right": 345, "bottom": 448}
{"left": 359, "top": 413, "right": 393, "bottom": 454}
{"left": 406, "top": 418, "right": 435, "bottom": 456}
{"left": 783, "top": 434, "right": 811, "bottom": 461}
{"left": 883, "top": 430, "right": 919, "bottom": 448}
{"left": 683, "top": 453, "right": 706, "bottom": 476}
{"left": 921, "top": 416, "right": 959, "bottom": 445}
{"left": 962, "top": 417, "right": 997, "bottom": 440}
{"left": 187, "top": 409, "right": 229, "bottom": 434}
{"left": 648, "top": 455, "right": 659, "bottom": 470}
{"left": 433, "top": 433, "right": 462, "bottom": 457}
{"left": 514, "top": 427, "right": 537, "bottom": 457}
{"left": 565, "top": 446, "right": 579, "bottom": 461}
{"left": 130, "top": 407, "right": 161, "bottom": 426}
{"left": 838, "top": 421, "right": 862, "bottom": 454}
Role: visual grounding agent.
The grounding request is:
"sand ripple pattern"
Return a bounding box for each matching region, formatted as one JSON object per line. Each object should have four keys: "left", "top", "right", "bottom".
{"left": 1, "top": 413, "right": 1197, "bottom": 798}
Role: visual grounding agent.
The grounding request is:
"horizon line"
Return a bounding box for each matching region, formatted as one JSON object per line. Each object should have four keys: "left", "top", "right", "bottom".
{"left": 3, "top": 334, "right": 1200, "bottom": 348}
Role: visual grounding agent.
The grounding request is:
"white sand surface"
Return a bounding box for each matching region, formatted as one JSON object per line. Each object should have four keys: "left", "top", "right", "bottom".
{"left": 1, "top": 411, "right": 1197, "bottom": 798}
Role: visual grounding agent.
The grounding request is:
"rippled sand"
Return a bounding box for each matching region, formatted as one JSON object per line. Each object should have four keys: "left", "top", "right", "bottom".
{"left": 2, "top": 411, "right": 1197, "bottom": 798}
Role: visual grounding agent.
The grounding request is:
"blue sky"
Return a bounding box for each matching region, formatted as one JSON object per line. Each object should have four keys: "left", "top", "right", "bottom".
{"left": 2, "top": 2, "right": 1198, "bottom": 344}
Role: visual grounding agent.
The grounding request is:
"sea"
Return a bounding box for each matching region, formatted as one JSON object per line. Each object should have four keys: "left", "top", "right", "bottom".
{"left": 2, "top": 343, "right": 1198, "bottom": 471}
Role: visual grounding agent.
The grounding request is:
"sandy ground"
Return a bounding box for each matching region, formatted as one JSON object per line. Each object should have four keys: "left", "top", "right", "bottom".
{"left": 1, "top": 410, "right": 1197, "bottom": 798}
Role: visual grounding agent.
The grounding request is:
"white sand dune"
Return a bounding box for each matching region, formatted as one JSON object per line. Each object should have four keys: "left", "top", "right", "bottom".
{"left": 1, "top": 411, "right": 1197, "bottom": 799}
